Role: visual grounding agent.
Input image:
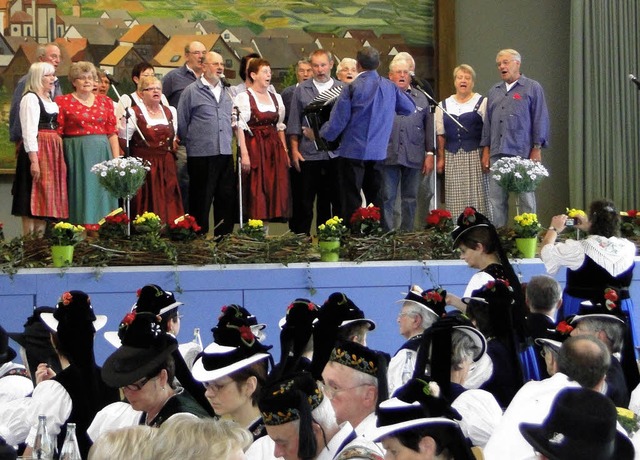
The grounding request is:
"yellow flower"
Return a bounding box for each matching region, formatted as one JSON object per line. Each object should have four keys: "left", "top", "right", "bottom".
{"left": 248, "top": 219, "right": 264, "bottom": 228}
{"left": 618, "top": 407, "right": 636, "bottom": 419}
{"left": 566, "top": 208, "right": 587, "bottom": 218}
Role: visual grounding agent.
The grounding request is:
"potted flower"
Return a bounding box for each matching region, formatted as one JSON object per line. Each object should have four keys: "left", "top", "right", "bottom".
{"left": 99, "top": 209, "right": 130, "bottom": 239}
{"left": 620, "top": 209, "right": 640, "bottom": 237}
{"left": 168, "top": 214, "right": 201, "bottom": 241}
{"left": 513, "top": 212, "right": 542, "bottom": 258}
{"left": 490, "top": 157, "right": 549, "bottom": 213}
{"left": 350, "top": 205, "right": 382, "bottom": 236}
{"left": 50, "top": 222, "right": 85, "bottom": 267}
{"left": 425, "top": 209, "right": 453, "bottom": 232}
{"left": 238, "top": 219, "right": 266, "bottom": 240}
{"left": 133, "top": 212, "right": 163, "bottom": 236}
{"left": 317, "top": 216, "right": 347, "bottom": 262}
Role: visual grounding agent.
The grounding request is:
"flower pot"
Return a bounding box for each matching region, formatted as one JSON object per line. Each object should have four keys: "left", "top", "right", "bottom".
{"left": 318, "top": 240, "right": 340, "bottom": 262}
{"left": 515, "top": 238, "right": 537, "bottom": 258}
{"left": 51, "top": 245, "right": 74, "bottom": 267}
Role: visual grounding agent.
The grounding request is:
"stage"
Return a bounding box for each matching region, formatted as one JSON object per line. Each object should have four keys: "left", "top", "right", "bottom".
{"left": 1, "top": 259, "right": 638, "bottom": 365}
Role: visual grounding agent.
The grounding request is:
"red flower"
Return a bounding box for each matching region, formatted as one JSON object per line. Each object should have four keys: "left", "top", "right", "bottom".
{"left": 61, "top": 292, "right": 73, "bottom": 306}
{"left": 122, "top": 312, "right": 136, "bottom": 326}
{"left": 628, "top": 210, "right": 637, "bottom": 218}
{"left": 84, "top": 224, "right": 100, "bottom": 232}
{"left": 426, "top": 213, "right": 441, "bottom": 226}
{"left": 485, "top": 281, "right": 496, "bottom": 290}
{"left": 136, "top": 288, "right": 142, "bottom": 297}
{"left": 463, "top": 207, "right": 475, "bottom": 217}
{"left": 239, "top": 325, "right": 254, "bottom": 342}
{"left": 556, "top": 321, "right": 574, "bottom": 335}
{"left": 308, "top": 302, "right": 315, "bottom": 311}
{"left": 604, "top": 288, "right": 619, "bottom": 311}
{"left": 425, "top": 290, "right": 443, "bottom": 303}
{"left": 513, "top": 93, "right": 522, "bottom": 100}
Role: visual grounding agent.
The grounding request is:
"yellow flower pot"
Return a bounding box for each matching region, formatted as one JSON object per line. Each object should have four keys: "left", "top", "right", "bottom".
{"left": 318, "top": 240, "right": 340, "bottom": 262}
{"left": 51, "top": 245, "right": 74, "bottom": 267}
{"left": 515, "top": 238, "right": 537, "bottom": 258}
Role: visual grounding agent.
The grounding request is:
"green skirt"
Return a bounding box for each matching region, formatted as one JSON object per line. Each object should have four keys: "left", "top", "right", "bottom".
{"left": 64, "top": 135, "right": 118, "bottom": 225}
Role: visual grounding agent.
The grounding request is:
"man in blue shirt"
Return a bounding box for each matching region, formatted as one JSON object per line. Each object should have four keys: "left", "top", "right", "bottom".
{"left": 320, "top": 46, "right": 415, "bottom": 224}
{"left": 480, "top": 49, "right": 550, "bottom": 227}
{"left": 177, "top": 52, "right": 235, "bottom": 238}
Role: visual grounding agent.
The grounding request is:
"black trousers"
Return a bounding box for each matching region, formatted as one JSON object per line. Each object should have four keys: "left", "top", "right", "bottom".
{"left": 187, "top": 155, "right": 236, "bottom": 237}
{"left": 336, "top": 157, "right": 382, "bottom": 223}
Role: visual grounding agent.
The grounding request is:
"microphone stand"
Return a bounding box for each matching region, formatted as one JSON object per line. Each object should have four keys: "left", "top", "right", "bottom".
{"left": 111, "top": 82, "right": 149, "bottom": 156}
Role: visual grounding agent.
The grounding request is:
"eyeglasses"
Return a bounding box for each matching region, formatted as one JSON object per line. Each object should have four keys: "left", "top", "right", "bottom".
{"left": 397, "top": 312, "right": 415, "bottom": 319}
{"left": 321, "top": 382, "right": 372, "bottom": 399}
{"left": 204, "top": 379, "right": 233, "bottom": 393}
{"left": 540, "top": 347, "right": 557, "bottom": 359}
{"left": 496, "top": 59, "right": 515, "bottom": 67}
{"left": 142, "top": 87, "right": 162, "bottom": 92}
{"left": 123, "top": 376, "right": 153, "bottom": 391}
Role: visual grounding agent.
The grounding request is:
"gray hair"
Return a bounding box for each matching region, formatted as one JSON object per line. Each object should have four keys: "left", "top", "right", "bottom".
{"left": 557, "top": 335, "right": 610, "bottom": 389}
{"left": 392, "top": 52, "right": 415, "bottom": 70}
{"left": 337, "top": 57, "right": 356, "bottom": 73}
{"left": 451, "top": 330, "right": 478, "bottom": 370}
{"left": 497, "top": 48, "right": 522, "bottom": 63}
{"left": 526, "top": 275, "right": 562, "bottom": 314}
{"left": 403, "top": 303, "right": 436, "bottom": 330}
{"left": 452, "top": 64, "right": 476, "bottom": 82}
{"left": 577, "top": 317, "right": 625, "bottom": 353}
{"left": 24, "top": 62, "right": 55, "bottom": 96}
{"left": 37, "top": 43, "right": 60, "bottom": 61}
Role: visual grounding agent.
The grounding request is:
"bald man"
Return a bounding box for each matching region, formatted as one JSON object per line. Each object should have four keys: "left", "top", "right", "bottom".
{"left": 177, "top": 51, "right": 235, "bottom": 238}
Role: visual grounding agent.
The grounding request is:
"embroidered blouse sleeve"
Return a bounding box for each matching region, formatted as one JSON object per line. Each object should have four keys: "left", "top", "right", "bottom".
{"left": 20, "top": 93, "right": 40, "bottom": 153}
{"left": 234, "top": 92, "right": 251, "bottom": 125}
{"left": 275, "top": 92, "right": 286, "bottom": 131}
{"left": 25, "top": 380, "right": 72, "bottom": 447}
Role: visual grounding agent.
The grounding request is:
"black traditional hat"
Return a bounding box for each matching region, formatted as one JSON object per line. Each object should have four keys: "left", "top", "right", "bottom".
{"left": 101, "top": 311, "right": 178, "bottom": 388}
{"left": 212, "top": 304, "right": 266, "bottom": 345}
{"left": 450, "top": 207, "right": 493, "bottom": 248}
{"left": 0, "top": 326, "right": 16, "bottom": 365}
{"left": 520, "top": 388, "right": 634, "bottom": 460}
{"left": 328, "top": 339, "right": 391, "bottom": 402}
{"left": 8, "top": 306, "right": 62, "bottom": 379}
{"left": 311, "top": 292, "right": 375, "bottom": 380}
{"left": 396, "top": 285, "right": 447, "bottom": 320}
{"left": 277, "top": 298, "right": 319, "bottom": 375}
{"left": 462, "top": 279, "right": 515, "bottom": 339}
{"left": 133, "top": 284, "right": 183, "bottom": 317}
{"left": 372, "top": 378, "right": 474, "bottom": 460}
{"left": 258, "top": 372, "right": 324, "bottom": 459}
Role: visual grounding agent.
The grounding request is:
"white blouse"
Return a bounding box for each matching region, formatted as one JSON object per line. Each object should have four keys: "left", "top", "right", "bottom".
{"left": 119, "top": 103, "right": 178, "bottom": 141}
{"left": 234, "top": 88, "right": 286, "bottom": 131}
{"left": 435, "top": 93, "right": 486, "bottom": 136}
{"left": 20, "top": 92, "right": 59, "bottom": 153}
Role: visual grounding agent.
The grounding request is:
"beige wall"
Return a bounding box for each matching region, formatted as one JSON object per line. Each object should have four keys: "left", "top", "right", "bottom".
{"left": 455, "top": 0, "right": 571, "bottom": 225}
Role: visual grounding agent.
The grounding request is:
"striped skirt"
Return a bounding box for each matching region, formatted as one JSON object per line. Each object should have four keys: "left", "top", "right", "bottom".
{"left": 444, "top": 147, "right": 489, "bottom": 218}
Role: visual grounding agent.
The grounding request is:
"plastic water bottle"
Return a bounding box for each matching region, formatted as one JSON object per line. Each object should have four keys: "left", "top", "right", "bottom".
{"left": 59, "top": 422, "right": 81, "bottom": 460}
{"left": 32, "top": 414, "right": 53, "bottom": 459}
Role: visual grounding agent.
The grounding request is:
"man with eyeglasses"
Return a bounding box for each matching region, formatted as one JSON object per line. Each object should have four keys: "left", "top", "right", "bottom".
{"left": 480, "top": 49, "right": 550, "bottom": 227}
{"left": 177, "top": 51, "right": 236, "bottom": 238}
{"left": 162, "top": 41, "right": 207, "bottom": 212}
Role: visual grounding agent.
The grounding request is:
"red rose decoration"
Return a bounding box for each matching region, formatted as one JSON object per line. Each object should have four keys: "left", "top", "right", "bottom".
{"left": 308, "top": 302, "right": 315, "bottom": 311}
{"left": 239, "top": 325, "right": 254, "bottom": 343}
{"left": 61, "top": 292, "right": 73, "bottom": 306}
{"left": 122, "top": 312, "right": 136, "bottom": 326}
{"left": 513, "top": 93, "right": 522, "bottom": 100}
{"left": 556, "top": 321, "right": 574, "bottom": 335}
{"left": 485, "top": 281, "right": 496, "bottom": 290}
{"left": 604, "top": 288, "right": 619, "bottom": 311}
{"left": 628, "top": 210, "right": 638, "bottom": 218}
{"left": 136, "top": 288, "right": 142, "bottom": 297}
{"left": 425, "top": 291, "right": 443, "bottom": 303}
{"left": 463, "top": 207, "right": 475, "bottom": 217}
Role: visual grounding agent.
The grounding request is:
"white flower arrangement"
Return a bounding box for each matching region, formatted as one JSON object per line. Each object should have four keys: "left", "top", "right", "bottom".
{"left": 91, "top": 157, "right": 151, "bottom": 199}
{"left": 490, "top": 156, "right": 549, "bottom": 193}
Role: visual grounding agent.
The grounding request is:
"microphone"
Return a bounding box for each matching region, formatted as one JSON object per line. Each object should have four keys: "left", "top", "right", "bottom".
{"left": 409, "top": 71, "right": 435, "bottom": 98}
{"left": 104, "top": 70, "right": 119, "bottom": 85}
{"left": 219, "top": 74, "right": 231, "bottom": 88}
{"left": 629, "top": 74, "right": 640, "bottom": 89}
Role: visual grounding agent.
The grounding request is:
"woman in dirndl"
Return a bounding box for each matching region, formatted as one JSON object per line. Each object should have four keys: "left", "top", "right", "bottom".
{"left": 235, "top": 58, "right": 291, "bottom": 222}
{"left": 56, "top": 61, "right": 119, "bottom": 225}
{"left": 435, "top": 64, "right": 488, "bottom": 218}
{"left": 11, "top": 62, "right": 67, "bottom": 236}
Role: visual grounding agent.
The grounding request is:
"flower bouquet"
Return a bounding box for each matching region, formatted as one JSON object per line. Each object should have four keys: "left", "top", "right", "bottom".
{"left": 617, "top": 407, "right": 640, "bottom": 436}
{"left": 238, "top": 219, "right": 266, "bottom": 240}
{"left": 168, "top": 214, "right": 201, "bottom": 241}
{"left": 99, "top": 209, "right": 130, "bottom": 239}
{"left": 565, "top": 207, "right": 587, "bottom": 239}
{"left": 490, "top": 157, "right": 549, "bottom": 193}
{"left": 350, "top": 205, "right": 382, "bottom": 235}
{"left": 51, "top": 222, "right": 85, "bottom": 246}
{"left": 513, "top": 213, "right": 542, "bottom": 238}
{"left": 133, "top": 212, "right": 163, "bottom": 236}
{"left": 90, "top": 157, "right": 151, "bottom": 200}
{"left": 620, "top": 209, "right": 640, "bottom": 237}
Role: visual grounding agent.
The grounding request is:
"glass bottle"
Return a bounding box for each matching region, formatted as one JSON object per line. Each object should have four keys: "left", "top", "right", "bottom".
{"left": 32, "top": 414, "right": 53, "bottom": 460}
{"left": 59, "top": 423, "right": 81, "bottom": 460}
{"left": 193, "top": 327, "right": 203, "bottom": 351}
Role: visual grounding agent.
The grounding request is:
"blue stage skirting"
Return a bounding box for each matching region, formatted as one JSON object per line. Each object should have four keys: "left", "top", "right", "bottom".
{"left": 1, "top": 259, "right": 638, "bottom": 365}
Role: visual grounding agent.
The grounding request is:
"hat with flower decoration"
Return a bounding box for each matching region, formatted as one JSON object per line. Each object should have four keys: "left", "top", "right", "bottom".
{"left": 328, "top": 339, "right": 390, "bottom": 403}
{"left": 41, "top": 291, "right": 107, "bottom": 333}
{"left": 101, "top": 311, "right": 178, "bottom": 387}
{"left": 276, "top": 298, "right": 319, "bottom": 375}
{"left": 397, "top": 285, "right": 447, "bottom": 320}
{"left": 212, "top": 304, "right": 267, "bottom": 344}
{"left": 258, "top": 371, "right": 324, "bottom": 459}
{"left": 133, "top": 284, "right": 183, "bottom": 318}
{"left": 450, "top": 207, "right": 494, "bottom": 248}
{"left": 371, "top": 378, "right": 474, "bottom": 460}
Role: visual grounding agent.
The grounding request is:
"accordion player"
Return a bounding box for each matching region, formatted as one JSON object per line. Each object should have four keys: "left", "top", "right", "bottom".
{"left": 302, "top": 86, "right": 344, "bottom": 152}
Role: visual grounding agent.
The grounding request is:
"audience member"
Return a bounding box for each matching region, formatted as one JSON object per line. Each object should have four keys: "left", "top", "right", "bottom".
{"left": 88, "top": 425, "right": 156, "bottom": 460}
{"left": 319, "top": 46, "right": 415, "bottom": 224}
{"left": 287, "top": 49, "right": 343, "bottom": 234}
{"left": 95, "top": 69, "right": 111, "bottom": 97}
{"left": 481, "top": 48, "right": 550, "bottom": 226}
{"left": 0, "top": 325, "right": 32, "bottom": 404}
{"left": 280, "top": 58, "right": 312, "bottom": 124}
{"left": 177, "top": 51, "right": 236, "bottom": 237}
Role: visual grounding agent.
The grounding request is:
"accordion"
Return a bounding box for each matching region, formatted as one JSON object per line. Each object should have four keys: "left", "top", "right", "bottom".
{"left": 302, "top": 85, "right": 344, "bottom": 152}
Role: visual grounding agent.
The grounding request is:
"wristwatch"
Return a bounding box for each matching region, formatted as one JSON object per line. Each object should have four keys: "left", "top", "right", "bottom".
{"left": 548, "top": 226, "right": 557, "bottom": 232}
